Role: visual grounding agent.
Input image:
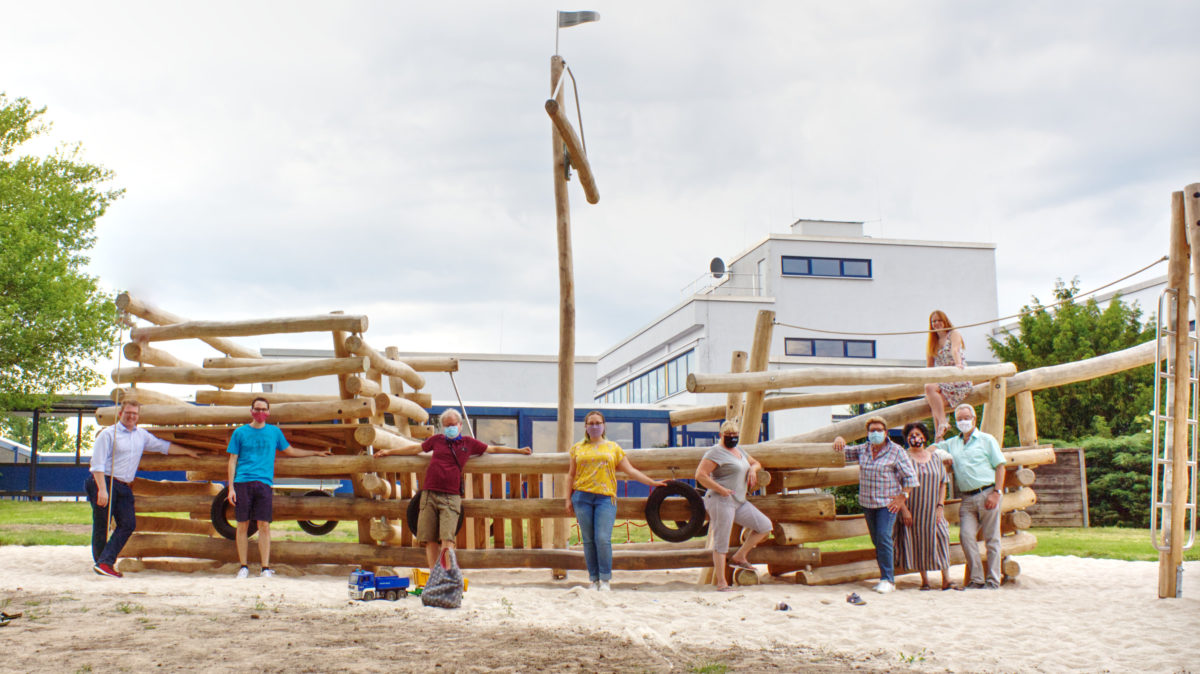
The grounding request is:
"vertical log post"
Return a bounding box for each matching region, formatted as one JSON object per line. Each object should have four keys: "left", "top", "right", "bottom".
{"left": 332, "top": 316, "right": 375, "bottom": 553}
{"left": 740, "top": 310, "right": 776, "bottom": 446}
{"left": 383, "top": 346, "right": 413, "bottom": 547}
{"left": 981, "top": 378, "right": 1007, "bottom": 440}
{"left": 1015, "top": 391, "right": 1038, "bottom": 447}
{"left": 725, "top": 350, "right": 749, "bottom": 425}
{"left": 1160, "top": 188, "right": 1193, "bottom": 598}
{"left": 550, "top": 54, "right": 574, "bottom": 579}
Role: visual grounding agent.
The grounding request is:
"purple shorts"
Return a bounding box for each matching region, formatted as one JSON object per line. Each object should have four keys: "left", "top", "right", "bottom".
{"left": 234, "top": 481, "right": 273, "bottom": 523}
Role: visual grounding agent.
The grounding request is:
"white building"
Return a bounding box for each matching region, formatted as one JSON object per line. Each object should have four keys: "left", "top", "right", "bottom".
{"left": 593, "top": 219, "right": 999, "bottom": 441}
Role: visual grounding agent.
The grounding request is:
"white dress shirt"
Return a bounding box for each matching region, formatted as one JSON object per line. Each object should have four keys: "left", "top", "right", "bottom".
{"left": 90, "top": 423, "right": 171, "bottom": 483}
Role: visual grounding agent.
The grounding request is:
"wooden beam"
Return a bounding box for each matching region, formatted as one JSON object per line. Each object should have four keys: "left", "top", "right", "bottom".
{"left": 115, "top": 292, "right": 259, "bottom": 358}
{"left": 111, "top": 387, "right": 189, "bottom": 407}
{"left": 112, "top": 357, "right": 369, "bottom": 387}
{"left": 980, "top": 377, "right": 1008, "bottom": 438}
{"left": 372, "top": 393, "right": 430, "bottom": 423}
{"left": 98, "top": 399, "right": 375, "bottom": 426}
{"left": 122, "top": 342, "right": 196, "bottom": 369}
{"left": 195, "top": 391, "right": 338, "bottom": 405}
{"left": 120, "top": 533, "right": 817, "bottom": 570}
{"left": 345, "top": 375, "right": 382, "bottom": 397}
{"left": 671, "top": 383, "right": 926, "bottom": 426}
{"left": 130, "top": 314, "right": 368, "bottom": 343}
{"left": 343, "top": 335, "right": 425, "bottom": 389}
{"left": 724, "top": 350, "right": 748, "bottom": 425}
{"left": 1015, "top": 390, "right": 1038, "bottom": 447}
{"left": 690, "top": 362, "right": 1017, "bottom": 394}
{"left": 544, "top": 98, "right": 599, "bottom": 205}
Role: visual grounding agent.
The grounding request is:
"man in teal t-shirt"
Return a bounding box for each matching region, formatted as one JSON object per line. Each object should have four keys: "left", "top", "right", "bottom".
{"left": 227, "top": 397, "right": 330, "bottom": 578}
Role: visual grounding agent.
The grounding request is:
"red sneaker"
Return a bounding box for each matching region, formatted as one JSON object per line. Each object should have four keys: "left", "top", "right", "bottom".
{"left": 93, "top": 563, "right": 123, "bottom": 578}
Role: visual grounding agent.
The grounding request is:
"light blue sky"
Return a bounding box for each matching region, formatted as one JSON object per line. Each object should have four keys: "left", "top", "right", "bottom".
{"left": 4, "top": 1, "right": 1198, "bottom": 366}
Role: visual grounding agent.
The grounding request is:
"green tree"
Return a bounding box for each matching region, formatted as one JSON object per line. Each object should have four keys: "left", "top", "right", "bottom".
{"left": 988, "top": 278, "right": 1155, "bottom": 443}
{"left": 0, "top": 413, "right": 93, "bottom": 454}
{"left": 0, "top": 94, "right": 120, "bottom": 411}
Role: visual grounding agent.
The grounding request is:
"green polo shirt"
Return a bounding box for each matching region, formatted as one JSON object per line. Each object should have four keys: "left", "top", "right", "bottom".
{"left": 933, "top": 429, "right": 1006, "bottom": 492}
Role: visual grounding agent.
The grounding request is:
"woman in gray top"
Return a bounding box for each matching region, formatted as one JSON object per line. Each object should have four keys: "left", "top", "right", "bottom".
{"left": 694, "top": 420, "right": 773, "bottom": 591}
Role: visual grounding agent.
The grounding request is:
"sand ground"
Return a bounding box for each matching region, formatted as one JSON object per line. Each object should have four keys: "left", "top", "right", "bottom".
{"left": 1, "top": 546, "right": 1197, "bottom": 673}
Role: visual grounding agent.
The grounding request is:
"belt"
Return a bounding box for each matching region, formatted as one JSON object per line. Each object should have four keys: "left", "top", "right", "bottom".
{"left": 961, "top": 484, "right": 994, "bottom": 497}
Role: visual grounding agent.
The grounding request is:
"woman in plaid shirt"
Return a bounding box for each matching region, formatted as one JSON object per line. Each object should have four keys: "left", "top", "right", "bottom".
{"left": 833, "top": 416, "right": 919, "bottom": 594}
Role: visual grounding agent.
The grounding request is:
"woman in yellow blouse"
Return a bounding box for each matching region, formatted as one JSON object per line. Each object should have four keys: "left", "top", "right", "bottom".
{"left": 565, "top": 410, "right": 665, "bottom": 591}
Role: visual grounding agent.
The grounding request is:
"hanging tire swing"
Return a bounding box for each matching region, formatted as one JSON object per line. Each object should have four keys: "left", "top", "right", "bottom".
{"left": 211, "top": 486, "right": 257, "bottom": 540}
{"left": 297, "top": 489, "right": 339, "bottom": 536}
{"left": 644, "top": 480, "right": 706, "bottom": 543}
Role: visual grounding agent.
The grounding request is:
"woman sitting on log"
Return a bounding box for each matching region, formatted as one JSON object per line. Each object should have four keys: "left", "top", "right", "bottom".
{"left": 694, "top": 420, "right": 772, "bottom": 591}
{"left": 833, "top": 416, "right": 918, "bottom": 594}
{"left": 893, "top": 422, "right": 958, "bottom": 591}
{"left": 924, "top": 309, "right": 971, "bottom": 440}
{"left": 565, "top": 410, "right": 664, "bottom": 591}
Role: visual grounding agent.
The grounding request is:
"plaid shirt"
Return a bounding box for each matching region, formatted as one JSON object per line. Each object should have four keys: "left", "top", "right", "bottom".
{"left": 843, "top": 439, "right": 919, "bottom": 508}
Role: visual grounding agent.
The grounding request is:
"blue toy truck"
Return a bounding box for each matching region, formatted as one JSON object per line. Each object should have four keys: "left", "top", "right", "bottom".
{"left": 348, "top": 569, "right": 410, "bottom": 601}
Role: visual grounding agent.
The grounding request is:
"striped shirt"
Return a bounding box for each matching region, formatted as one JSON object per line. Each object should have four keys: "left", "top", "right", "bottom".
{"left": 90, "top": 423, "right": 171, "bottom": 483}
{"left": 843, "top": 439, "right": 919, "bottom": 508}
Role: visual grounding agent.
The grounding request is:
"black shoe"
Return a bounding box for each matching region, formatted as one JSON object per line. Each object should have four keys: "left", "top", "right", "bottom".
{"left": 966, "top": 581, "right": 986, "bottom": 589}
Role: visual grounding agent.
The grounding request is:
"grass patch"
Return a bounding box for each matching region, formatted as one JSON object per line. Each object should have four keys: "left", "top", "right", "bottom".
{"left": 0, "top": 501, "right": 92, "bottom": 525}
{"left": 689, "top": 663, "right": 729, "bottom": 674}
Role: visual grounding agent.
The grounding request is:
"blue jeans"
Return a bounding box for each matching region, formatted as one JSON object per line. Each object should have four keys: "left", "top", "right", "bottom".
{"left": 572, "top": 491, "right": 617, "bottom": 581}
{"left": 85, "top": 477, "right": 137, "bottom": 566}
{"left": 863, "top": 506, "right": 898, "bottom": 583}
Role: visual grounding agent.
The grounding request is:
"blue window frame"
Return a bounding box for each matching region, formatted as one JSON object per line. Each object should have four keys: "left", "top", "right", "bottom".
{"left": 785, "top": 337, "right": 876, "bottom": 359}
{"left": 781, "top": 255, "right": 872, "bottom": 278}
{"left": 596, "top": 349, "right": 696, "bottom": 404}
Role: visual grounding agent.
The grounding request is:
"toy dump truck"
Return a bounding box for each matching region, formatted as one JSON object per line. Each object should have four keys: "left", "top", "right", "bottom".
{"left": 348, "top": 569, "right": 410, "bottom": 601}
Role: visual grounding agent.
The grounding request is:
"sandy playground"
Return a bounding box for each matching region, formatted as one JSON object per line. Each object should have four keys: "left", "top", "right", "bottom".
{"left": 0, "top": 546, "right": 1197, "bottom": 673}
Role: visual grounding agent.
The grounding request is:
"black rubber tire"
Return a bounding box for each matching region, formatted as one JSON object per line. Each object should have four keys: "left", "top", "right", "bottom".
{"left": 405, "top": 489, "right": 465, "bottom": 537}
{"left": 675, "top": 520, "right": 710, "bottom": 538}
{"left": 297, "top": 490, "right": 339, "bottom": 536}
{"left": 645, "top": 480, "right": 706, "bottom": 543}
{"left": 386, "top": 590, "right": 398, "bottom": 601}
{"left": 211, "top": 486, "right": 257, "bottom": 541}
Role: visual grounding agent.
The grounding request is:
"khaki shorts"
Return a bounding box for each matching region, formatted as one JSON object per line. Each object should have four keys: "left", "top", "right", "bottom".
{"left": 417, "top": 490, "right": 461, "bottom": 543}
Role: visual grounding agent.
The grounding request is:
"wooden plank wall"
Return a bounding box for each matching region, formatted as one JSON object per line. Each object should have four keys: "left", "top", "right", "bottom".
{"left": 1026, "top": 447, "right": 1089, "bottom": 527}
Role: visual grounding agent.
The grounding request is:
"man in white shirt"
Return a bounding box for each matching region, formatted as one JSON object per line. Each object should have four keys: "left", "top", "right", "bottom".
{"left": 87, "top": 398, "right": 200, "bottom": 577}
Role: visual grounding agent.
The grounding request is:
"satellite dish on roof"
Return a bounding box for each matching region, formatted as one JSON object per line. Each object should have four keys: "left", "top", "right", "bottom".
{"left": 709, "top": 257, "right": 726, "bottom": 279}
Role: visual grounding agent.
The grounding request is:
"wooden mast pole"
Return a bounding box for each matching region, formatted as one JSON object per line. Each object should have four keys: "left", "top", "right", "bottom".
{"left": 1162, "top": 187, "right": 1197, "bottom": 597}
{"left": 550, "top": 54, "right": 575, "bottom": 577}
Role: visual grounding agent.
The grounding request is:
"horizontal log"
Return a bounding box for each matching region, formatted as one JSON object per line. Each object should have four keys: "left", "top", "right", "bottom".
{"left": 343, "top": 336, "right": 425, "bottom": 390}
{"left": 1009, "top": 467, "right": 1036, "bottom": 487}
{"left": 778, "top": 466, "right": 860, "bottom": 489}
{"left": 123, "top": 342, "right": 197, "bottom": 369}
{"left": 195, "top": 391, "right": 339, "bottom": 405}
{"left": 689, "top": 363, "right": 1017, "bottom": 394}
{"left": 116, "top": 558, "right": 224, "bottom": 575}
{"left": 409, "top": 424, "right": 433, "bottom": 439}
{"left": 119, "top": 533, "right": 817, "bottom": 569}
{"left": 1002, "top": 556, "right": 1020, "bottom": 578}
{"left": 112, "top": 357, "right": 369, "bottom": 386}
{"left": 1005, "top": 340, "right": 1156, "bottom": 396}
{"left": 345, "top": 375, "right": 382, "bottom": 397}
{"left": 97, "top": 399, "right": 375, "bottom": 426}
{"left": 773, "top": 516, "right": 868, "bottom": 545}
{"left": 372, "top": 393, "right": 430, "bottom": 422}
{"left": 797, "top": 531, "right": 1037, "bottom": 584}
{"left": 131, "top": 478, "right": 221, "bottom": 497}
{"left": 130, "top": 314, "right": 368, "bottom": 343}
{"left": 670, "top": 383, "right": 927, "bottom": 426}
{"left": 399, "top": 356, "right": 458, "bottom": 373}
{"left": 115, "top": 292, "right": 260, "bottom": 359}
{"left": 136, "top": 515, "right": 217, "bottom": 536}
{"left": 140, "top": 492, "right": 833, "bottom": 522}
{"left": 111, "top": 387, "right": 189, "bottom": 407}
{"left": 354, "top": 425, "right": 420, "bottom": 451}
{"left": 138, "top": 443, "right": 843, "bottom": 476}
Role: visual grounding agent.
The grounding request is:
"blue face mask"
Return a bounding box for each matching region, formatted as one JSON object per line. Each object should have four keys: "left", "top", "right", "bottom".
{"left": 867, "top": 430, "right": 886, "bottom": 445}
{"left": 444, "top": 425, "right": 461, "bottom": 440}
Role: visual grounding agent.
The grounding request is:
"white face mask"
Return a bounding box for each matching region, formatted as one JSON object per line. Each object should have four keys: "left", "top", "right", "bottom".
{"left": 956, "top": 418, "right": 974, "bottom": 433}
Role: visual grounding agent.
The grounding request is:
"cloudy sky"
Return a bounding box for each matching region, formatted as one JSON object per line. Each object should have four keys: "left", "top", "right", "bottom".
{"left": 4, "top": 1, "right": 1199, "bottom": 365}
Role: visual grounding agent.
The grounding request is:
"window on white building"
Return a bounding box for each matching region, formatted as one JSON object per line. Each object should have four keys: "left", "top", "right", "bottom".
{"left": 781, "top": 255, "right": 872, "bottom": 279}
{"left": 785, "top": 337, "right": 876, "bottom": 359}
{"left": 596, "top": 349, "right": 696, "bottom": 404}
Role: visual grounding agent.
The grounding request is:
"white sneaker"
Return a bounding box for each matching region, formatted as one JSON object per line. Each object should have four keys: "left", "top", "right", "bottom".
{"left": 873, "top": 580, "right": 894, "bottom": 594}
{"left": 589, "top": 581, "right": 600, "bottom": 591}
{"left": 598, "top": 580, "right": 612, "bottom": 592}
{"left": 236, "top": 566, "right": 249, "bottom": 579}
{"left": 260, "top": 568, "right": 275, "bottom": 578}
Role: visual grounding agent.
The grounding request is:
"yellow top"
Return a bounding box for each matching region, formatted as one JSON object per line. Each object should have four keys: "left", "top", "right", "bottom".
{"left": 569, "top": 439, "right": 626, "bottom": 497}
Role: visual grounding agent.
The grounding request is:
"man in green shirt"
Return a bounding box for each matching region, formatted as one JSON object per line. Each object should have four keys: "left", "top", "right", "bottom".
{"left": 933, "top": 404, "right": 1006, "bottom": 589}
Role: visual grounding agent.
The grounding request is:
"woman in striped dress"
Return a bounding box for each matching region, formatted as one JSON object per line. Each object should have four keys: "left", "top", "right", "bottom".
{"left": 894, "top": 422, "right": 956, "bottom": 590}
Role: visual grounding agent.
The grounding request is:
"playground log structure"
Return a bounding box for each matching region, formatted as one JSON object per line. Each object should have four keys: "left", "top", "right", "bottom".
{"left": 107, "top": 185, "right": 1197, "bottom": 592}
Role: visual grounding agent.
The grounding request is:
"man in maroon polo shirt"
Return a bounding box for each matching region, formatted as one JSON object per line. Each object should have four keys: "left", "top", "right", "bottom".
{"left": 382, "top": 408, "right": 530, "bottom": 568}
